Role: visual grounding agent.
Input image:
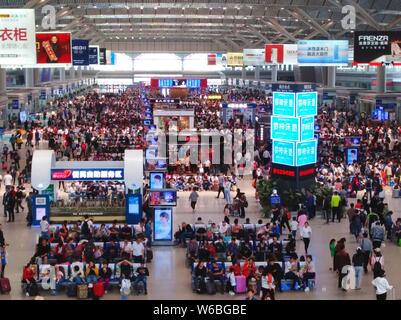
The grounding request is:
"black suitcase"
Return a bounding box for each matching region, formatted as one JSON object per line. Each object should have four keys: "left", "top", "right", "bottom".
{"left": 206, "top": 279, "right": 216, "bottom": 295}
{"left": 67, "top": 284, "right": 77, "bottom": 297}
{"left": 146, "top": 249, "right": 153, "bottom": 263}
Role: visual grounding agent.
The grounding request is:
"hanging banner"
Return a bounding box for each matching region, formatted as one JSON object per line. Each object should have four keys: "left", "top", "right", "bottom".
{"left": 106, "top": 50, "right": 115, "bottom": 65}
{"left": 354, "top": 31, "right": 401, "bottom": 65}
{"left": 207, "top": 53, "right": 217, "bottom": 65}
{"left": 243, "top": 49, "right": 265, "bottom": 66}
{"left": 0, "top": 9, "right": 37, "bottom": 66}
{"left": 88, "top": 45, "right": 99, "bottom": 65}
{"left": 99, "top": 48, "right": 106, "bottom": 65}
{"left": 265, "top": 44, "right": 298, "bottom": 65}
{"left": 72, "top": 39, "right": 89, "bottom": 66}
{"left": 297, "top": 40, "right": 349, "bottom": 66}
{"left": 226, "top": 52, "right": 244, "bottom": 66}
{"left": 36, "top": 32, "right": 72, "bottom": 67}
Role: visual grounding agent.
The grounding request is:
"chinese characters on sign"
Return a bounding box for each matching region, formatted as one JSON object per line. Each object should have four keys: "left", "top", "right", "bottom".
{"left": 272, "top": 92, "right": 296, "bottom": 117}
{"left": 51, "top": 169, "right": 124, "bottom": 181}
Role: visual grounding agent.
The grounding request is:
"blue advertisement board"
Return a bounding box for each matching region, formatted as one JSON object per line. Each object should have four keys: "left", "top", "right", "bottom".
{"left": 88, "top": 46, "right": 99, "bottom": 65}
{"left": 11, "top": 99, "right": 19, "bottom": 109}
{"left": 39, "top": 90, "right": 47, "bottom": 100}
{"left": 32, "top": 195, "right": 50, "bottom": 227}
{"left": 300, "top": 116, "right": 315, "bottom": 141}
{"left": 271, "top": 116, "right": 299, "bottom": 141}
{"left": 297, "top": 40, "right": 349, "bottom": 66}
{"left": 272, "top": 140, "right": 295, "bottom": 166}
{"left": 72, "top": 39, "right": 90, "bottom": 66}
{"left": 296, "top": 140, "right": 318, "bottom": 166}
{"left": 273, "top": 92, "right": 296, "bottom": 117}
{"left": 296, "top": 92, "right": 318, "bottom": 117}
{"left": 126, "top": 194, "right": 142, "bottom": 225}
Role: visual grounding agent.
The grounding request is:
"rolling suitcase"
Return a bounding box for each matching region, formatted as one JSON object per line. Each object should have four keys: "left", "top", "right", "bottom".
{"left": 77, "top": 284, "right": 88, "bottom": 299}
{"left": 0, "top": 278, "right": 11, "bottom": 294}
{"left": 234, "top": 275, "right": 246, "bottom": 294}
{"left": 206, "top": 279, "right": 216, "bottom": 295}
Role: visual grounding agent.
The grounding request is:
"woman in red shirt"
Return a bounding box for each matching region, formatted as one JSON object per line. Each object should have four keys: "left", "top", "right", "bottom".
{"left": 242, "top": 258, "right": 257, "bottom": 282}
{"left": 22, "top": 263, "right": 37, "bottom": 284}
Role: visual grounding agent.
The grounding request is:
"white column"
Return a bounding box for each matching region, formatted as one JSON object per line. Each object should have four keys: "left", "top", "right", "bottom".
{"left": 241, "top": 67, "right": 246, "bottom": 79}
{"left": 271, "top": 64, "right": 278, "bottom": 82}
{"left": 60, "top": 68, "right": 66, "bottom": 81}
{"left": 77, "top": 66, "right": 83, "bottom": 79}
{"left": 376, "top": 65, "right": 386, "bottom": 93}
{"left": 327, "top": 66, "right": 336, "bottom": 88}
{"left": 0, "top": 68, "right": 7, "bottom": 127}
{"left": 25, "top": 68, "right": 34, "bottom": 87}
{"left": 254, "top": 66, "right": 260, "bottom": 80}
{"left": 69, "top": 67, "right": 75, "bottom": 80}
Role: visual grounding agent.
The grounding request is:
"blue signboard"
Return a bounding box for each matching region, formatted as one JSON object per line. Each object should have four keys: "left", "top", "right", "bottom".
{"left": 72, "top": 39, "right": 90, "bottom": 66}
{"left": 58, "top": 86, "right": 63, "bottom": 95}
{"left": 273, "top": 92, "right": 295, "bottom": 117}
{"left": 88, "top": 46, "right": 99, "bottom": 65}
{"left": 40, "top": 90, "right": 47, "bottom": 100}
{"left": 297, "top": 40, "right": 349, "bottom": 66}
{"left": 271, "top": 83, "right": 317, "bottom": 93}
{"left": 296, "top": 140, "right": 318, "bottom": 166}
{"left": 126, "top": 194, "right": 142, "bottom": 225}
{"left": 272, "top": 140, "right": 295, "bottom": 166}
{"left": 51, "top": 168, "right": 124, "bottom": 181}
{"left": 32, "top": 195, "right": 50, "bottom": 227}
{"left": 300, "top": 116, "right": 315, "bottom": 141}
{"left": 11, "top": 99, "right": 19, "bottom": 109}
{"left": 159, "top": 79, "right": 173, "bottom": 88}
{"left": 271, "top": 116, "right": 299, "bottom": 141}
{"left": 296, "top": 92, "right": 318, "bottom": 117}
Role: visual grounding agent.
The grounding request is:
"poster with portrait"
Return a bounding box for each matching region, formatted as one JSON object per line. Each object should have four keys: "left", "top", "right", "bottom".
{"left": 154, "top": 208, "right": 173, "bottom": 241}
{"left": 36, "top": 32, "right": 72, "bottom": 67}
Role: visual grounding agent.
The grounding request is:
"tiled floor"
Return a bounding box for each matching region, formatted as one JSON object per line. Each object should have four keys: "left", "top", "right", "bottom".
{"left": 0, "top": 176, "right": 400, "bottom": 300}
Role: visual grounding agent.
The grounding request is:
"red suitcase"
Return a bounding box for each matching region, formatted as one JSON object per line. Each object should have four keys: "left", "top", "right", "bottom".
{"left": 93, "top": 282, "right": 105, "bottom": 298}
{"left": 0, "top": 278, "right": 11, "bottom": 294}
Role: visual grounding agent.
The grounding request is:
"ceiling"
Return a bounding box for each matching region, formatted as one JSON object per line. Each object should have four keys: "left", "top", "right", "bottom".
{"left": 2, "top": 0, "right": 401, "bottom": 52}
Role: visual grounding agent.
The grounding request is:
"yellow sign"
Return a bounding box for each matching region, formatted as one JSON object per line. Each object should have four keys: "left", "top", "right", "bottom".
{"left": 206, "top": 94, "right": 222, "bottom": 100}
{"left": 227, "top": 52, "right": 244, "bottom": 66}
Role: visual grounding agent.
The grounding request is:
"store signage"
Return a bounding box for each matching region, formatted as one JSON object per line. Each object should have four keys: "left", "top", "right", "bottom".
{"left": 51, "top": 169, "right": 124, "bottom": 181}
{"left": 36, "top": 32, "right": 72, "bottom": 67}
{"left": 297, "top": 40, "right": 349, "bottom": 66}
{"left": 88, "top": 45, "right": 99, "bottom": 64}
{"left": 243, "top": 49, "right": 265, "bottom": 66}
{"left": 353, "top": 31, "right": 401, "bottom": 65}
{"left": 271, "top": 83, "right": 316, "bottom": 93}
{"left": 296, "top": 92, "right": 318, "bottom": 117}
{"left": 272, "top": 92, "right": 296, "bottom": 117}
{"left": 0, "top": 9, "right": 36, "bottom": 66}
{"left": 150, "top": 98, "right": 180, "bottom": 104}
{"left": 265, "top": 44, "right": 298, "bottom": 65}
{"left": 72, "top": 39, "right": 89, "bottom": 66}
{"left": 205, "top": 94, "right": 222, "bottom": 100}
{"left": 226, "top": 52, "right": 244, "bottom": 66}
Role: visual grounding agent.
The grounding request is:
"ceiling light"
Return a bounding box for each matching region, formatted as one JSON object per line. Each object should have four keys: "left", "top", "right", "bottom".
{"left": 154, "top": 6, "right": 157, "bottom": 10}
{"left": 280, "top": 7, "right": 284, "bottom": 10}
{"left": 77, "top": 5, "right": 81, "bottom": 9}
{"left": 140, "top": 6, "right": 144, "bottom": 9}
{"left": 223, "top": 7, "right": 226, "bottom": 10}
{"left": 131, "top": 36, "right": 134, "bottom": 39}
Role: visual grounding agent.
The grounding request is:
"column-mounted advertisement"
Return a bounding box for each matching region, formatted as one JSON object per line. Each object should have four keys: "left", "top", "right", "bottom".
{"left": 99, "top": 48, "right": 106, "bottom": 65}
{"left": 297, "top": 40, "right": 349, "bottom": 66}
{"left": 0, "top": 9, "right": 37, "bottom": 66}
{"left": 72, "top": 39, "right": 89, "bottom": 66}
{"left": 243, "top": 49, "right": 265, "bottom": 66}
{"left": 36, "top": 32, "right": 72, "bottom": 67}
{"left": 265, "top": 44, "right": 298, "bottom": 65}
{"left": 354, "top": 31, "right": 401, "bottom": 66}
{"left": 88, "top": 45, "right": 99, "bottom": 65}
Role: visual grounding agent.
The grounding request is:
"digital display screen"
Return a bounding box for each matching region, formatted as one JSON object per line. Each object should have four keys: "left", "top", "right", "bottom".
{"left": 145, "top": 158, "right": 167, "bottom": 171}
{"left": 149, "top": 190, "right": 177, "bottom": 207}
{"left": 146, "top": 148, "right": 157, "bottom": 160}
{"left": 296, "top": 92, "right": 318, "bottom": 117}
{"left": 272, "top": 92, "right": 296, "bottom": 117}
{"left": 149, "top": 172, "right": 165, "bottom": 189}
{"left": 344, "top": 136, "right": 361, "bottom": 147}
{"left": 154, "top": 208, "right": 173, "bottom": 241}
{"left": 346, "top": 148, "right": 358, "bottom": 165}
{"left": 158, "top": 79, "right": 201, "bottom": 88}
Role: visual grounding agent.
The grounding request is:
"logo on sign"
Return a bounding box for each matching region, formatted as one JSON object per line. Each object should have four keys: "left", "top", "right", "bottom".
{"left": 51, "top": 170, "right": 72, "bottom": 180}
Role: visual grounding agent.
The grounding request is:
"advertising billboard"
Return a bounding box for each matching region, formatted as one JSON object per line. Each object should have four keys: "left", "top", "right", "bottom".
{"left": 296, "top": 140, "right": 318, "bottom": 166}
{"left": 88, "top": 45, "right": 99, "bottom": 65}
{"left": 72, "top": 39, "right": 89, "bottom": 66}
{"left": 154, "top": 208, "right": 173, "bottom": 241}
{"left": 271, "top": 116, "right": 299, "bottom": 141}
{"left": 99, "top": 48, "right": 106, "bottom": 65}
{"left": 50, "top": 168, "right": 124, "bottom": 181}
{"left": 272, "top": 140, "right": 295, "bottom": 167}
{"left": 265, "top": 44, "right": 298, "bottom": 65}
{"left": 226, "top": 52, "right": 244, "bottom": 66}
{"left": 296, "top": 92, "right": 318, "bottom": 117}
{"left": 353, "top": 31, "right": 401, "bottom": 65}
{"left": 243, "top": 49, "right": 265, "bottom": 66}
{"left": 300, "top": 116, "right": 315, "bottom": 141}
{"left": 207, "top": 53, "right": 216, "bottom": 65}
{"left": 0, "top": 9, "right": 37, "bottom": 66}
{"left": 272, "top": 92, "right": 296, "bottom": 117}
{"left": 297, "top": 40, "right": 349, "bottom": 66}
{"left": 36, "top": 32, "right": 72, "bottom": 67}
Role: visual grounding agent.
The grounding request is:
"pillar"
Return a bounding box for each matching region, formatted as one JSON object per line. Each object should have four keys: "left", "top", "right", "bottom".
{"left": 69, "top": 67, "right": 75, "bottom": 80}
{"left": 376, "top": 65, "right": 386, "bottom": 93}
{"left": 60, "top": 68, "right": 66, "bottom": 81}
{"left": 241, "top": 66, "right": 246, "bottom": 79}
{"left": 0, "top": 68, "right": 7, "bottom": 127}
{"left": 254, "top": 66, "right": 260, "bottom": 81}
{"left": 271, "top": 64, "right": 278, "bottom": 82}
{"left": 25, "top": 69, "right": 34, "bottom": 87}
{"left": 77, "top": 66, "right": 82, "bottom": 79}
{"left": 327, "top": 66, "right": 336, "bottom": 88}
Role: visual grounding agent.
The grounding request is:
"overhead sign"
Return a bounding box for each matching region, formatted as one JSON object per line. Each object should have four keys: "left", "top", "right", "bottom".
{"left": 272, "top": 92, "right": 296, "bottom": 117}
{"left": 99, "top": 48, "right": 106, "bottom": 65}
{"left": 36, "top": 32, "right": 72, "bottom": 67}
{"left": 354, "top": 31, "right": 401, "bottom": 65}
{"left": 297, "top": 40, "right": 349, "bottom": 66}
{"left": 296, "top": 140, "right": 318, "bottom": 166}
{"left": 207, "top": 53, "right": 217, "bottom": 65}
{"left": 226, "top": 52, "right": 244, "bottom": 66}
{"left": 88, "top": 45, "right": 99, "bottom": 65}
{"left": 0, "top": 9, "right": 36, "bottom": 66}
{"left": 296, "top": 92, "right": 318, "bottom": 117}
{"left": 243, "top": 49, "right": 265, "bottom": 66}
{"left": 265, "top": 44, "right": 298, "bottom": 65}
{"left": 72, "top": 39, "right": 89, "bottom": 66}
{"left": 51, "top": 169, "right": 124, "bottom": 181}
{"left": 105, "top": 50, "right": 115, "bottom": 65}
{"left": 272, "top": 140, "right": 295, "bottom": 166}
{"left": 157, "top": 79, "right": 201, "bottom": 88}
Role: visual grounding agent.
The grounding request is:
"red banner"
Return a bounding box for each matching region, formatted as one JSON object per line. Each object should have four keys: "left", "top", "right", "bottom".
{"left": 265, "top": 44, "right": 284, "bottom": 64}
{"left": 207, "top": 53, "right": 217, "bottom": 65}
{"left": 36, "top": 32, "right": 72, "bottom": 64}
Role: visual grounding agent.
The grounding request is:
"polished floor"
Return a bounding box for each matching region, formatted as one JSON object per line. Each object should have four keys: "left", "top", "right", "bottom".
{"left": 0, "top": 176, "right": 400, "bottom": 300}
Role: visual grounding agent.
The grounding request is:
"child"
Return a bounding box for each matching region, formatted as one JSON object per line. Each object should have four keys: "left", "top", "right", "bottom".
{"left": 329, "top": 239, "right": 336, "bottom": 271}
{"left": 120, "top": 274, "right": 131, "bottom": 300}
{"left": 226, "top": 266, "right": 236, "bottom": 296}
{"left": 290, "top": 217, "right": 298, "bottom": 239}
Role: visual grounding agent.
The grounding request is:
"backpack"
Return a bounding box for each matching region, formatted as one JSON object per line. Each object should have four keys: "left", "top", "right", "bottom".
{"left": 28, "top": 282, "right": 39, "bottom": 296}
{"left": 120, "top": 279, "right": 131, "bottom": 296}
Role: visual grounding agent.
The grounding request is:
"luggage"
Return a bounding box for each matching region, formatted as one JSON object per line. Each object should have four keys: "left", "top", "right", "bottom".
{"left": 120, "top": 279, "right": 131, "bottom": 296}
{"left": 77, "top": 284, "right": 88, "bottom": 299}
{"left": 93, "top": 282, "right": 105, "bottom": 298}
{"left": 280, "top": 279, "right": 293, "bottom": 292}
{"left": 205, "top": 279, "right": 216, "bottom": 295}
{"left": 67, "top": 284, "right": 77, "bottom": 297}
{"left": 146, "top": 249, "right": 153, "bottom": 263}
{"left": 341, "top": 265, "right": 356, "bottom": 291}
{"left": 392, "top": 189, "right": 400, "bottom": 198}
{"left": 215, "top": 280, "right": 224, "bottom": 294}
{"left": 0, "top": 278, "right": 11, "bottom": 294}
{"left": 27, "top": 282, "right": 39, "bottom": 296}
{"left": 234, "top": 275, "right": 246, "bottom": 294}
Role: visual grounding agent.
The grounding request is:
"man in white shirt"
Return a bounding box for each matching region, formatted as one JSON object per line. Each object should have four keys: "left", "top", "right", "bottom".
{"left": 40, "top": 216, "right": 50, "bottom": 239}
{"left": 132, "top": 238, "right": 145, "bottom": 263}
{"left": 3, "top": 172, "right": 12, "bottom": 187}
